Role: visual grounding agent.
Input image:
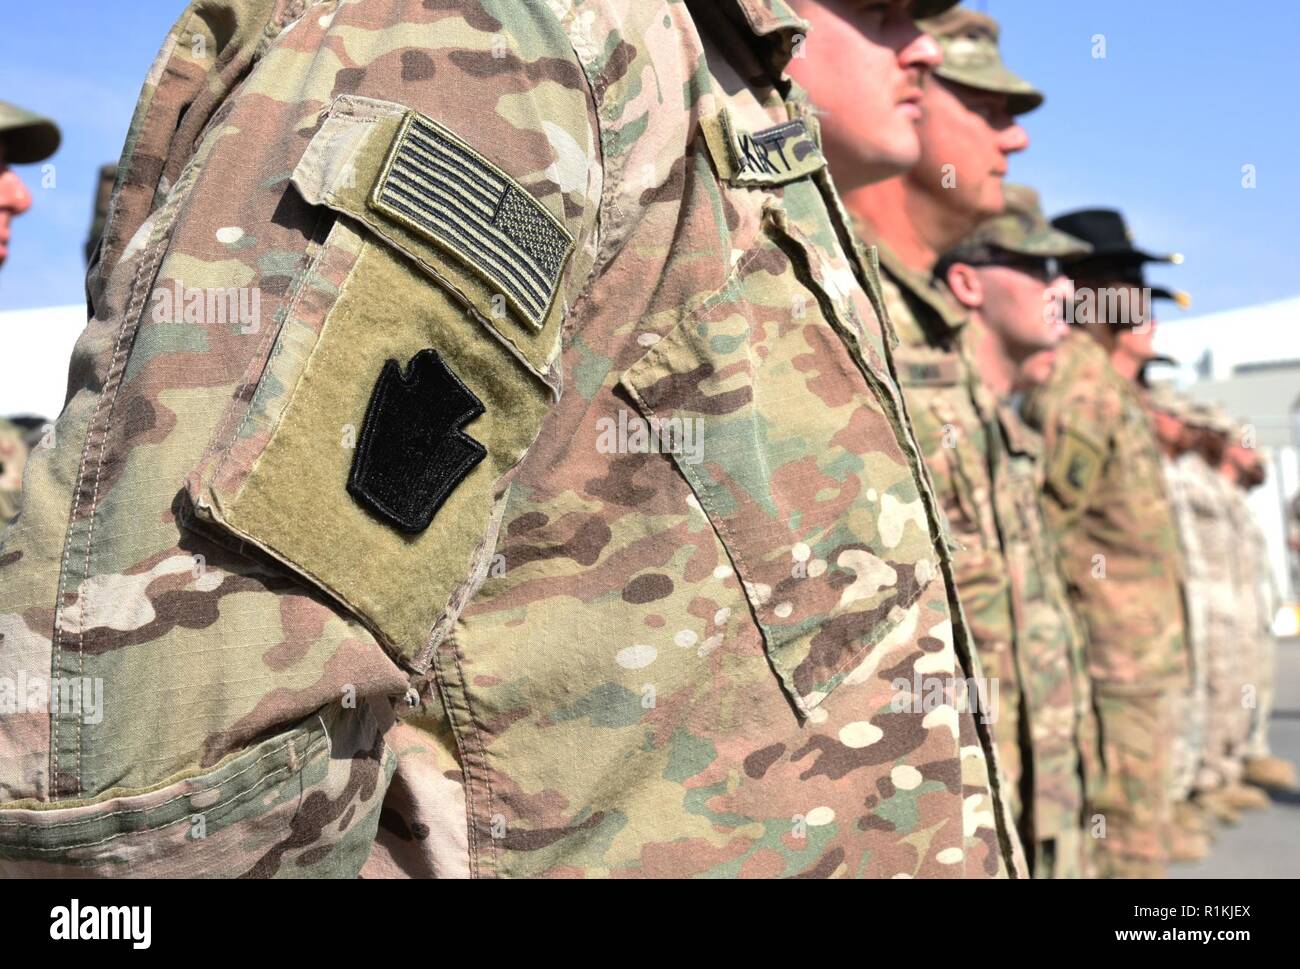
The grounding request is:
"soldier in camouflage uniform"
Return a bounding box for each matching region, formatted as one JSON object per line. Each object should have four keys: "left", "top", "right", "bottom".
{"left": 0, "top": 102, "right": 61, "bottom": 527}
{"left": 1169, "top": 406, "right": 1248, "bottom": 825}
{"left": 85, "top": 164, "right": 118, "bottom": 264}
{"left": 1235, "top": 473, "right": 1296, "bottom": 794}
{"left": 1233, "top": 459, "right": 1292, "bottom": 785}
{"left": 1217, "top": 425, "right": 1285, "bottom": 807}
{"left": 1178, "top": 411, "right": 1270, "bottom": 817}
{"left": 1023, "top": 209, "right": 1190, "bottom": 878}
{"left": 1146, "top": 387, "right": 1215, "bottom": 859}
{"left": 940, "top": 186, "right": 1099, "bottom": 877}
{"left": 0, "top": 419, "right": 29, "bottom": 528}
{"left": 0, "top": 0, "right": 1023, "bottom": 878}
{"left": 0, "top": 99, "right": 60, "bottom": 271}
{"left": 830, "top": 5, "right": 1040, "bottom": 820}
{"left": 1235, "top": 448, "right": 1297, "bottom": 792}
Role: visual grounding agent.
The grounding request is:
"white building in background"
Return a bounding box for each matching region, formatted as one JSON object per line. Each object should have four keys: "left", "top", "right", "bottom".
{"left": 0, "top": 303, "right": 86, "bottom": 421}
{"left": 1152, "top": 295, "right": 1300, "bottom": 621}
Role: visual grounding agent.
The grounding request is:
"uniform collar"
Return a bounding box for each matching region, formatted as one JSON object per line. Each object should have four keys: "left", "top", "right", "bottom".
{"left": 996, "top": 399, "right": 1041, "bottom": 457}
{"left": 873, "top": 239, "right": 969, "bottom": 333}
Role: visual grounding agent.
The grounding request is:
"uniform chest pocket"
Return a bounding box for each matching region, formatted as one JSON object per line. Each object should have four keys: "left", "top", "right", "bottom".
{"left": 620, "top": 206, "right": 942, "bottom": 716}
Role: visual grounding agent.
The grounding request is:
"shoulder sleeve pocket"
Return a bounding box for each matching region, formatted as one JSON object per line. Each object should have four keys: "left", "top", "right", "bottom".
{"left": 184, "top": 96, "right": 560, "bottom": 669}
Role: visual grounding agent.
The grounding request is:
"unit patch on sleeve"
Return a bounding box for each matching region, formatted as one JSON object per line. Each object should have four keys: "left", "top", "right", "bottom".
{"left": 348, "top": 348, "right": 487, "bottom": 534}
{"left": 1046, "top": 428, "right": 1104, "bottom": 508}
{"left": 369, "top": 111, "right": 574, "bottom": 330}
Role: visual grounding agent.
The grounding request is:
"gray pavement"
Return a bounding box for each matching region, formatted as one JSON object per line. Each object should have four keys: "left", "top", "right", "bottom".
{"left": 1169, "top": 636, "right": 1300, "bottom": 879}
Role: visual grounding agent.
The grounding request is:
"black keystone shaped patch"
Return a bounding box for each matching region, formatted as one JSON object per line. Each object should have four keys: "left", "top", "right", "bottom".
{"left": 348, "top": 349, "right": 486, "bottom": 534}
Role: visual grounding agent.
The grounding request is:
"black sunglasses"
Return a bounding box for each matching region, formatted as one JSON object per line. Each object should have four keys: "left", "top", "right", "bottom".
{"left": 966, "top": 255, "right": 1060, "bottom": 282}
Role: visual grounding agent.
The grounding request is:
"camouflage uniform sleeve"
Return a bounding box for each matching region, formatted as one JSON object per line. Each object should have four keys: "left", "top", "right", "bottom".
{"left": 0, "top": 0, "right": 600, "bottom": 876}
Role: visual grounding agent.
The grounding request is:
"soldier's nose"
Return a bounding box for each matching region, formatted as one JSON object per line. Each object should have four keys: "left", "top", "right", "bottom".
{"left": 0, "top": 167, "right": 34, "bottom": 215}
{"left": 902, "top": 30, "right": 944, "bottom": 73}
{"left": 1000, "top": 122, "right": 1029, "bottom": 155}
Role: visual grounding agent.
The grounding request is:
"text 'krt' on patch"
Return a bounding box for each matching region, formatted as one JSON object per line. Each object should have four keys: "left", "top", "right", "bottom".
{"left": 348, "top": 349, "right": 486, "bottom": 534}
{"left": 368, "top": 110, "right": 574, "bottom": 330}
{"left": 702, "top": 109, "right": 827, "bottom": 187}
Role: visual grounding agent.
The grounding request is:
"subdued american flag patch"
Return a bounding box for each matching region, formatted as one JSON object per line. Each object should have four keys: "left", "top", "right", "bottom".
{"left": 369, "top": 111, "right": 574, "bottom": 330}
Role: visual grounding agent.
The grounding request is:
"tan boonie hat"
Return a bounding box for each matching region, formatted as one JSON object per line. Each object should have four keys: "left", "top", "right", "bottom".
{"left": 0, "top": 100, "right": 61, "bottom": 164}
{"left": 943, "top": 184, "right": 1092, "bottom": 265}
{"left": 918, "top": 6, "right": 1044, "bottom": 115}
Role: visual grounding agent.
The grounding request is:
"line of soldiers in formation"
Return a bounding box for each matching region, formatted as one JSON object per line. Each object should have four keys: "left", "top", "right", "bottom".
{"left": 827, "top": 8, "right": 1295, "bottom": 877}
{"left": 0, "top": 0, "right": 1294, "bottom": 878}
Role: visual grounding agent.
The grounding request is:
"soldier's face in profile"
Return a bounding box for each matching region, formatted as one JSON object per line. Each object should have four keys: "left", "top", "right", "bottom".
{"left": 910, "top": 79, "right": 1027, "bottom": 220}
{"left": 787, "top": 0, "right": 942, "bottom": 188}
{"left": 0, "top": 141, "right": 35, "bottom": 268}
{"left": 976, "top": 260, "right": 1063, "bottom": 359}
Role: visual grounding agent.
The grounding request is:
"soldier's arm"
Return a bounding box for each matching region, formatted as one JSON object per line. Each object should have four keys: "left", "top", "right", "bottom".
{"left": 0, "top": 0, "right": 600, "bottom": 876}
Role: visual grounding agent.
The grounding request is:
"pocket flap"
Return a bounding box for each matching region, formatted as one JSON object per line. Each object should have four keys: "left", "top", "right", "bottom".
{"left": 620, "top": 215, "right": 941, "bottom": 716}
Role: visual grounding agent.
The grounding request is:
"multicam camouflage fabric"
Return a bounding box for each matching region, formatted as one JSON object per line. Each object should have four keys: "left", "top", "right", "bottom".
{"left": 993, "top": 401, "right": 1095, "bottom": 877}
{"left": 1025, "top": 331, "right": 1188, "bottom": 688}
{"left": 945, "top": 184, "right": 1090, "bottom": 266}
{"left": 84, "top": 164, "right": 118, "bottom": 264}
{"left": 1024, "top": 330, "right": 1188, "bottom": 875}
{"left": 1189, "top": 468, "right": 1249, "bottom": 790}
{"left": 918, "top": 6, "right": 1043, "bottom": 115}
{"left": 1163, "top": 451, "right": 1215, "bottom": 800}
{"left": 0, "top": 419, "right": 29, "bottom": 527}
{"left": 0, "top": 0, "right": 1020, "bottom": 878}
{"left": 1090, "top": 690, "right": 1173, "bottom": 875}
{"left": 1241, "top": 498, "right": 1279, "bottom": 763}
{"left": 1220, "top": 482, "right": 1267, "bottom": 777}
{"left": 945, "top": 184, "right": 1095, "bottom": 876}
{"left": 870, "top": 244, "right": 1023, "bottom": 820}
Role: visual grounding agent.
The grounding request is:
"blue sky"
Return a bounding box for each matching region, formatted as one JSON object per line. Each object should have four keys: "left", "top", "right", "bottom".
{"left": 1, "top": 0, "right": 1298, "bottom": 317}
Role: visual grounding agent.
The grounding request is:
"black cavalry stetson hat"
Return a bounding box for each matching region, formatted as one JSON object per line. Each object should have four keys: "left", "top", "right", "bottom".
{"left": 1050, "top": 208, "right": 1182, "bottom": 269}
{"left": 1051, "top": 208, "right": 1189, "bottom": 308}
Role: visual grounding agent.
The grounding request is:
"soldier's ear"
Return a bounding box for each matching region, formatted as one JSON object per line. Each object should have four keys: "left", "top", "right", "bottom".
{"left": 945, "top": 261, "right": 983, "bottom": 310}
